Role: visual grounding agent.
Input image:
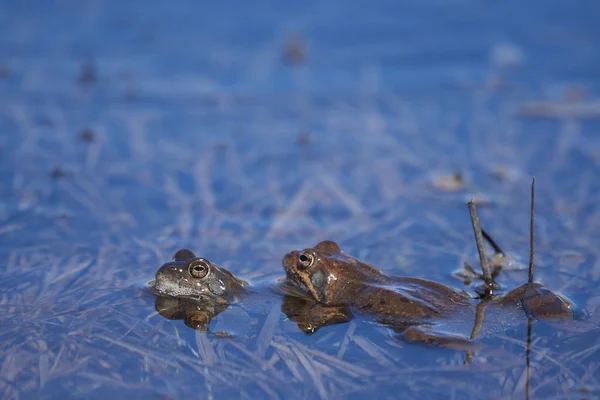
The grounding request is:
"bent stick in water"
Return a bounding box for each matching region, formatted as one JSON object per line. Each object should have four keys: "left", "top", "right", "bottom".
{"left": 482, "top": 229, "right": 505, "bottom": 256}
{"left": 468, "top": 199, "right": 494, "bottom": 291}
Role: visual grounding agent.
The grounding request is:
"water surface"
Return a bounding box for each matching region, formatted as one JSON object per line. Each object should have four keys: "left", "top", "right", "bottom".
{"left": 1, "top": 0, "right": 600, "bottom": 398}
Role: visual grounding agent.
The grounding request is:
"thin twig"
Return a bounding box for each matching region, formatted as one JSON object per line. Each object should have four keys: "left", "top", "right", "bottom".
{"left": 525, "top": 316, "right": 533, "bottom": 400}
{"left": 469, "top": 299, "right": 490, "bottom": 340}
{"left": 481, "top": 229, "right": 505, "bottom": 256}
{"left": 468, "top": 199, "right": 493, "bottom": 289}
{"left": 528, "top": 178, "right": 535, "bottom": 284}
{"left": 524, "top": 179, "right": 536, "bottom": 400}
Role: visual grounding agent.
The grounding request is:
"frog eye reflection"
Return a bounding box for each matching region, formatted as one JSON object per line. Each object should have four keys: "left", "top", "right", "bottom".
{"left": 188, "top": 258, "right": 211, "bottom": 279}
{"left": 298, "top": 251, "right": 315, "bottom": 269}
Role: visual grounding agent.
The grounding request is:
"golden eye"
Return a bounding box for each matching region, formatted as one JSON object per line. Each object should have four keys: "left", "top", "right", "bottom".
{"left": 188, "top": 258, "right": 211, "bottom": 279}
{"left": 298, "top": 251, "right": 315, "bottom": 269}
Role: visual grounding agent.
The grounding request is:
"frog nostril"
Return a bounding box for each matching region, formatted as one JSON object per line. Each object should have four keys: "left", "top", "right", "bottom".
{"left": 283, "top": 253, "right": 295, "bottom": 266}
{"left": 155, "top": 272, "right": 168, "bottom": 284}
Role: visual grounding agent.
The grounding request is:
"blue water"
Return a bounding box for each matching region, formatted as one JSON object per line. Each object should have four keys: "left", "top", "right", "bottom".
{"left": 1, "top": 0, "right": 600, "bottom": 399}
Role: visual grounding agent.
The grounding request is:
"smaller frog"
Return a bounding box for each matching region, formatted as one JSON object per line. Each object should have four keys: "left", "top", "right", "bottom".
{"left": 154, "top": 249, "right": 248, "bottom": 304}
{"left": 153, "top": 249, "right": 284, "bottom": 334}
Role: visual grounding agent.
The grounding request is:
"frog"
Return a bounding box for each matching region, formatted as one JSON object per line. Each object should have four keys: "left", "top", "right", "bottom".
{"left": 282, "top": 240, "right": 473, "bottom": 318}
{"left": 153, "top": 249, "right": 248, "bottom": 305}
{"left": 282, "top": 240, "right": 575, "bottom": 354}
{"left": 154, "top": 249, "right": 302, "bottom": 334}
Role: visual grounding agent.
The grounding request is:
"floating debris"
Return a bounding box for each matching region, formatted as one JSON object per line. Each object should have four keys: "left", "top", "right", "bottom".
{"left": 491, "top": 165, "right": 521, "bottom": 183}
{"left": 490, "top": 42, "right": 525, "bottom": 68}
{"left": 283, "top": 35, "right": 307, "bottom": 65}
{"left": 517, "top": 101, "right": 600, "bottom": 119}
{"left": 432, "top": 171, "right": 465, "bottom": 192}
{"left": 50, "top": 167, "right": 66, "bottom": 179}
{"left": 79, "top": 128, "right": 96, "bottom": 143}
{"left": 564, "top": 85, "right": 589, "bottom": 102}
{"left": 0, "top": 65, "right": 11, "bottom": 78}
{"left": 79, "top": 61, "right": 97, "bottom": 84}
{"left": 296, "top": 131, "right": 311, "bottom": 146}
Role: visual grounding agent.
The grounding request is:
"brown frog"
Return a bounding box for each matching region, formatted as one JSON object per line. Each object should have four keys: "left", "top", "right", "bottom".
{"left": 154, "top": 249, "right": 248, "bottom": 305}
{"left": 282, "top": 240, "right": 574, "bottom": 350}
{"left": 283, "top": 240, "right": 473, "bottom": 319}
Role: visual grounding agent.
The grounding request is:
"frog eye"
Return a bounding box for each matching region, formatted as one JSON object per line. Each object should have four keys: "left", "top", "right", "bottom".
{"left": 188, "top": 258, "right": 211, "bottom": 279}
{"left": 298, "top": 251, "right": 315, "bottom": 269}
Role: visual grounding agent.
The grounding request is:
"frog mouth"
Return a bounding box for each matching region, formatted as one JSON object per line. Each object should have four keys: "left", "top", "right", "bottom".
{"left": 154, "top": 274, "right": 195, "bottom": 298}
{"left": 282, "top": 253, "right": 296, "bottom": 275}
{"left": 281, "top": 254, "right": 314, "bottom": 299}
{"left": 286, "top": 274, "right": 309, "bottom": 293}
{"left": 153, "top": 278, "right": 178, "bottom": 296}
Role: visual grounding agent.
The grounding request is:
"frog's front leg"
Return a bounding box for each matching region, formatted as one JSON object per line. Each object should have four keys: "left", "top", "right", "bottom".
{"left": 401, "top": 325, "right": 479, "bottom": 364}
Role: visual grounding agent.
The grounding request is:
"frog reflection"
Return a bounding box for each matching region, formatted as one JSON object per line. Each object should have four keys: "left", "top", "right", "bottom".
{"left": 280, "top": 294, "right": 353, "bottom": 334}
{"left": 282, "top": 240, "right": 574, "bottom": 350}
{"left": 155, "top": 295, "right": 228, "bottom": 331}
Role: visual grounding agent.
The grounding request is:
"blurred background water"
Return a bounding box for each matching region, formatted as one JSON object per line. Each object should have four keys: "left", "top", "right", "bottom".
{"left": 1, "top": 0, "right": 600, "bottom": 399}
